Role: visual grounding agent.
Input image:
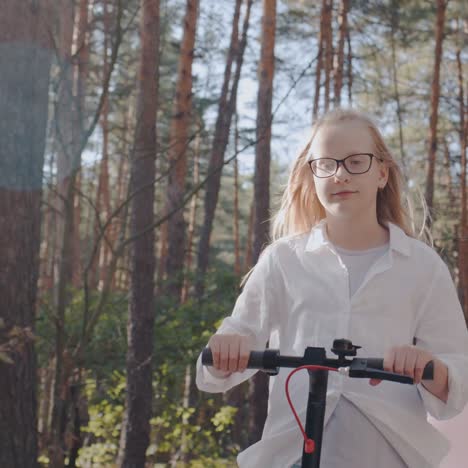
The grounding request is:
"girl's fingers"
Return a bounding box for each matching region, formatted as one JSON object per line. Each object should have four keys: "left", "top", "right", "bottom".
{"left": 220, "top": 340, "right": 230, "bottom": 372}
{"left": 208, "top": 335, "right": 252, "bottom": 373}
{"left": 238, "top": 339, "right": 251, "bottom": 372}
{"left": 383, "top": 347, "right": 396, "bottom": 373}
{"left": 228, "top": 339, "right": 240, "bottom": 372}
{"left": 370, "top": 346, "right": 434, "bottom": 386}
{"left": 210, "top": 339, "right": 220, "bottom": 369}
{"left": 414, "top": 356, "right": 427, "bottom": 384}
{"left": 393, "top": 348, "right": 407, "bottom": 376}
{"left": 404, "top": 351, "right": 417, "bottom": 380}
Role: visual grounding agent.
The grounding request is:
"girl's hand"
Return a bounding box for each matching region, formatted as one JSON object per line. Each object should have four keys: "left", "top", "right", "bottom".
{"left": 369, "top": 345, "right": 434, "bottom": 386}
{"left": 207, "top": 333, "right": 253, "bottom": 374}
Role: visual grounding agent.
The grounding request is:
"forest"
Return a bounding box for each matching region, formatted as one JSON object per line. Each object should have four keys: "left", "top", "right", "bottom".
{"left": 0, "top": 0, "right": 466, "bottom": 467}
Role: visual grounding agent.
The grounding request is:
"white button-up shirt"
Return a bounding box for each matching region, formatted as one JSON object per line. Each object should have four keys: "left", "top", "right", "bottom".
{"left": 196, "top": 221, "right": 468, "bottom": 468}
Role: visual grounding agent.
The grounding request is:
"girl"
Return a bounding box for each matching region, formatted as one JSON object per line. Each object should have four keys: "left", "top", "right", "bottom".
{"left": 195, "top": 109, "right": 468, "bottom": 468}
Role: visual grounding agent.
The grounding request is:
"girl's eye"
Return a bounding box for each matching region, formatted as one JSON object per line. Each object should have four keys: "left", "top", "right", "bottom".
{"left": 348, "top": 156, "right": 365, "bottom": 166}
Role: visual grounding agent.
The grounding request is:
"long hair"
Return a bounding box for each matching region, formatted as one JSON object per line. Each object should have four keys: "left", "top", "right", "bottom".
{"left": 271, "top": 108, "right": 429, "bottom": 241}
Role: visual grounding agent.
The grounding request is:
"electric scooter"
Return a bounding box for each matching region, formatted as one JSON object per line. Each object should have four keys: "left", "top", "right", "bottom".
{"left": 201, "top": 338, "right": 434, "bottom": 468}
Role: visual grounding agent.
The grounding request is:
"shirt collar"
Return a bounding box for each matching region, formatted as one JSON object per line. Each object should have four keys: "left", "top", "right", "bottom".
{"left": 305, "top": 219, "right": 411, "bottom": 257}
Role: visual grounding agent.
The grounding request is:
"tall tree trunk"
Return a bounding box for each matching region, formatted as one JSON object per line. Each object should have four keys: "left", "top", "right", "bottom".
{"left": 114, "top": 98, "right": 133, "bottom": 291}
{"left": 323, "top": 0, "right": 333, "bottom": 112}
{"left": 177, "top": 124, "right": 200, "bottom": 460}
{"left": 243, "top": 202, "right": 255, "bottom": 273}
{"left": 249, "top": 0, "right": 276, "bottom": 445}
{"left": 72, "top": 172, "right": 82, "bottom": 288}
{"left": 54, "top": 0, "right": 76, "bottom": 297}
{"left": 87, "top": 0, "right": 112, "bottom": 291}
{"left": 234, "top": 111, "right": 241, "bottom": 277}
{"left": 0, "top": 2, "right": 52, "bottom": 467}
{"left": 97, "top": 0, "right": 112, "bottom": 291}
{"left": 50, "top": 0, "right": 93, "bottom": 461}
{"left": 195, "top": 0, "right": 253, "bottom": 298}
{"left": 163, "top": 0, "right": 199, "bottom": 302}
{"left": 50, "top": 2, "right": 78, "bottom": 465}
{"left": 389, "top": 1, "right": 406, "bottom": 167}
{"left": 71, "top": 0, "right": 90, "bottom": 288}
{"left": 40, "top": 178, "right": 57, "bottom": 292}
{"left": 66, "top": 368, "right": 88, "bottom": 468}
{"left": 313, "top": 0, "right": 326, "bottom": 119}
{"left": 455, "top": 22, "right": 467, "bottom": 322}
{"left": 442, "top": 139, "right": 454, "bottom": 206}
{"left": 346, "top": 27, "right": 353, "bottom": 105}
{"left": 66, "top": 4, "right": 90, "bottom": 457}
{"left": 121, "top": 0, "right": 159, "bottom": 466}
{"left": 181, "top": 121, "right": 201, "bottom": 303}
{"left": 425, "top": 0, "right": 446, "bottom": 225}
{"left": 333, "top": 0, "right": 349, "bottom": 106}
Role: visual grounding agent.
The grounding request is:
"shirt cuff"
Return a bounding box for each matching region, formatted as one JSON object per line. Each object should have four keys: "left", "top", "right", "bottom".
{"left": 418, "top": 358, "right": 467, "bottom": 420}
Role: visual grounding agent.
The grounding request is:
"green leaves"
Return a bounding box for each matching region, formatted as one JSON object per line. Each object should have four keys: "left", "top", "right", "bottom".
{"left": 211, "top": 406, "right": 238, "bottom": 432}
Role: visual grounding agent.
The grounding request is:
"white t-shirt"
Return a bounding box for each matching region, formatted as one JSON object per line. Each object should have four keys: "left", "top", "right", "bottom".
{"left": 196, "top": 220, "right": 468, "bottom": 468}
{"left": 334, "top": 242, "right": 389, "bottom": 298}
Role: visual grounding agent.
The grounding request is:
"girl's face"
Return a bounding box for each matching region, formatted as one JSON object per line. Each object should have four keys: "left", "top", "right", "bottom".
{"left": 307, "top": 120, "right": 388, "bottom": 222}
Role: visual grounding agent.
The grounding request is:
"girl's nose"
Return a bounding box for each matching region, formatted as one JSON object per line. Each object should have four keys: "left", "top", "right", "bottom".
{"left": 333, "top": 163, "right": 350, "bottom": 182}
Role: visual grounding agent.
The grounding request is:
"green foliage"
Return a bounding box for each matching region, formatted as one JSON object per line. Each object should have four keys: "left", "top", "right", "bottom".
{"left": 211, "top": 405, "right": 238, "bottom": 433}
{"left": 34, "top": 267, "right": 242, "bottom": 466}
{"left": 36, "top": 288, "right": 128, "bottom": 376}
{"left": 77, "top": 372, "right": 126, "bottom": 466}
{"left": 149, "top": 268, "right": 241, "bottom": 464}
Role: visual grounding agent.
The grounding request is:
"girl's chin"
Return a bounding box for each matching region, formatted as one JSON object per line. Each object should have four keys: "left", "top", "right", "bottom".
{"left": 324, "top": 207, "right": 358, "bottom": 219}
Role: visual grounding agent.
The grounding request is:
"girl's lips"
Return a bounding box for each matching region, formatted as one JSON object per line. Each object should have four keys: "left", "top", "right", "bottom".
{"left": 332, "top": 190, "right": 357, "bottom": 195}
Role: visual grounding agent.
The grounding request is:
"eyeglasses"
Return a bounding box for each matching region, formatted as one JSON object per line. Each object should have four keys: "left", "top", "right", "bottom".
{"left": 307, "top": 153, "right": 380, "bottom": 178}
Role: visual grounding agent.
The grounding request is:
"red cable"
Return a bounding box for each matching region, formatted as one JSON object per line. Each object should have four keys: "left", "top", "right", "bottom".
{"left": 285, "top": 365, "right": 338, "bottom": 454}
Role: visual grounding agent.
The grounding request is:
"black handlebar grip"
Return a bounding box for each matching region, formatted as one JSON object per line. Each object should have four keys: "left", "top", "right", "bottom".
{"left": 201, "top": 347, "right": 214, "bottom": 366}
{"left": 201, "top": 348, "right": 275, "bottom": 370}
{"left": 366, "top": 358, "right": 434, "bottom": 380}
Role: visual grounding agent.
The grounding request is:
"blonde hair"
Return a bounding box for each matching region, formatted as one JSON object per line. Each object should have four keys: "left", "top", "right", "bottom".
{"left": 271, "top": 108, "right": 429, "bottom": 241}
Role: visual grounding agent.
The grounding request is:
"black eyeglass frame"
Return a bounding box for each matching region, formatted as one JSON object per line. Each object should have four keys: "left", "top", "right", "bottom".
{"left": 307, "top": 153, "right": 382, "bottom": 178}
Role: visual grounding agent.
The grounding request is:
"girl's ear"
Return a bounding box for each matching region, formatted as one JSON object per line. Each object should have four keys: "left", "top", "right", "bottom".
{"left": 378, "top": 162, "right": 389, "bottom": 189}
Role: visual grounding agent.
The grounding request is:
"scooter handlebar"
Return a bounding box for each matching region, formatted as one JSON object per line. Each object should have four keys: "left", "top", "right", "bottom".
{"left": 201, "top": 348, "right": 434, "bottom": 382}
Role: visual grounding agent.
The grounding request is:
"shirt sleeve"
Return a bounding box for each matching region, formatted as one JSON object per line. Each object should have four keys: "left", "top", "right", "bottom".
{"left": 414, "top": 258, "right": 468, "bottom": 420}
{"left": 195, "top": 243, "right": 282, "bottom": 394}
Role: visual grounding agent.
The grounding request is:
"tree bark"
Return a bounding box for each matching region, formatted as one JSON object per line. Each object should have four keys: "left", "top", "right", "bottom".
{"left": 249, "top": 0, "right": 276, "bottom": 445}
{"left": 114, "top": 99, "right": 134, "bottom": 291}
{"left": 323, "top": 0, "right": 333, "bottom": 112}
{"left": 121, "top": 0, "right": 159, "bottom": 466}
{"left": 71, "top": 0, "right": 90, "bottom": 288}
{"left": 49, "top": 1, "right": 93, "bottom": 462}
{"left": 455, "top": 23, "right": 467, "bottom": 322}
{"left": 53, "top": 0, "right": 76, "bottom": 297}
{"left": 97, "top": 0, "right": 112, "bottom": 291}
{"left": 243, "top": 202, "right": 255, "bottom": 273}
{"left": 163, "top": 0, "right": 199, "bottom": 301}
{"left": 389, "top": 1, "right": 406, "bottom": 167}
{"left": 425, "top": 0, "right": 446, "bottom": 224}
{"left": 195, "top": 0, "right": 253, "bottom": 298}
{"left": 181, "top": 121, "right": 201, "bottom": 304}
{"left": 0, "top": 2, "right": 52, "bottom": 467}
{"left": 442, "top": 139, "right": 454, "bottom": 206}
{"left": 333, "top": 0, "right": 349, "bottom": 106}
{"left": 313, "top": 0, "right": 326, "bottom": 119}
{"left": 346, "top": 27, "right": 353, "bottom": 105}
{"left": 234, "top": 111, "right": 241, "bottom": 277}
